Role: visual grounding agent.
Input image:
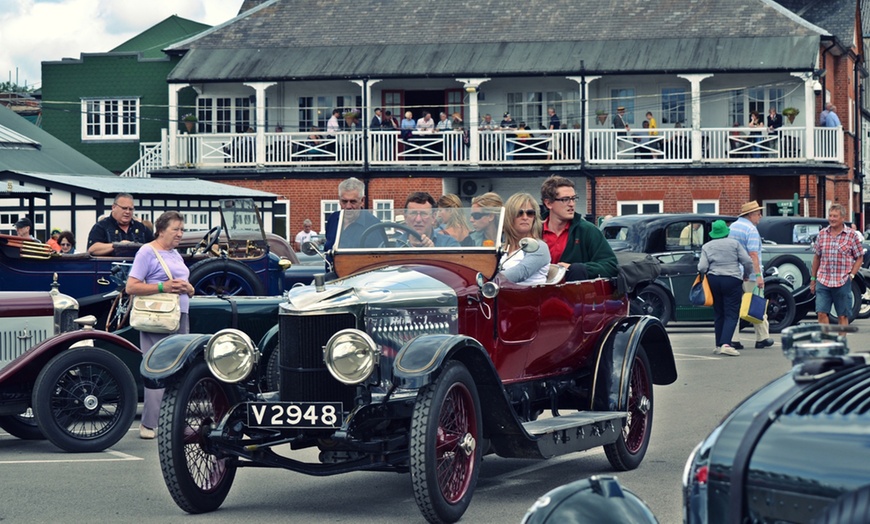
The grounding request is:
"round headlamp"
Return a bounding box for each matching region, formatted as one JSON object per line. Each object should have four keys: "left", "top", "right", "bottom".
{"left": 324, "top": 329, "right": 378, "bottom": 384}
{"left": 206, "top": 329, "right": 257, "bottom": 383}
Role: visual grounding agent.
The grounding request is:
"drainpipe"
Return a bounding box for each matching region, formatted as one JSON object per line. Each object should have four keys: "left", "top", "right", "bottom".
{"left": 854, "top": 57, "right": 863, "bottom": 227}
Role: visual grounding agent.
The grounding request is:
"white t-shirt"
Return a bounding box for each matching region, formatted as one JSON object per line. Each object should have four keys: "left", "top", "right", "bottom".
{"left": 295, "top": 230, "right": 315, "bottom": 245}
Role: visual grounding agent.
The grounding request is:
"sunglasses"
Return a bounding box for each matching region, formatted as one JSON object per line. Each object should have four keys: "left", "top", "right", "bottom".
{"left": 516, "top": 209, "right": 536, "bottom": 218}
{"left": 60, "top": 242, "right": 71, "bottom": 247}
{"left": 470, "top": 212, "right": 491, "bottom": 220}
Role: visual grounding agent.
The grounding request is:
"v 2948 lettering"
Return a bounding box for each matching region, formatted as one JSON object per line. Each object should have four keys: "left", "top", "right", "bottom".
{"left": 247, "top": 402, "right": 342, "bottom": 428}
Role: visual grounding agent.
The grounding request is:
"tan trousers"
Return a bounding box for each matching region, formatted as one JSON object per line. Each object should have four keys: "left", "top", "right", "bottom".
{"left": 732, "top": 280, "right": 770, "bottom": 342}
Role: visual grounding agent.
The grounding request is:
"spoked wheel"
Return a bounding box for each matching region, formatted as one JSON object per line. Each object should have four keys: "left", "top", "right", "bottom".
{"left": 105, "top": 292, "right": 132, "bottom": 332}
{"left": 0, "top": 409, "right": 45, "bottom": 440}
{"left": 410, "top": 361, "right": 482, "bottom": 524}
{"left": 158, "top": 361, "right": 238, "bottom": 514}
{"left": 858, "top": 285, "right": 870, "bottom": 319}
{"left": 765, "top": 283, "right": 796, "bottom": 333}
{"left": 636, "top": 284, "right": 672, "bottom": 326}
{"left": 767, "top": 255, "right": 810, "bottom": 289}
{"left": 188, "top": 259, "right": 266, "bottom": 297}
{"left": 32, "top": 348, "right": 137, "bottom": 452}
{"left": 604, "top": 345, "right": 653, "bottom": 471}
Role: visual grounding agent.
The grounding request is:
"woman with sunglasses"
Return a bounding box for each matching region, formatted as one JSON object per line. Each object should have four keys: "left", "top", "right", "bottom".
{"left": 463, "top": 192, "right": 503, "bottom": 246}
{"left": 499, "top": 192, "right": 550, "bottom": 285}
{"left": 57, "top": 230, "right": 76, "bottom": 254}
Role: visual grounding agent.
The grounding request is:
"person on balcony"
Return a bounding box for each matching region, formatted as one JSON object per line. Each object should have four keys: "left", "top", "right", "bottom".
{"left": 436, "top": 112, "right": 452, "bottom": 131}
{"left": 383, "top": 110, "right": 399, "bottom": 130}
{"left": 416, "top": 112, "right": 435, "bottom": 133}
{"left": 370, "top": 107, "right": 384, "bottom": 130}
{"left": 480, "top": 113, "right": 498, "bottom": 160}
{"left": 819, "top": 102, "right": 833, "bottom": 126}
{"left": 540, "top": 176, "right": 617, "bottom": 281}
{"left": 824, "top": 104, "right": 841, "bottom": 128}
{"left": 766, "top": 106, "right": 782, "bottom": 133}
{"left": 546, "top": 107, "right": 561, "bottom": 160}
{"left": 327, "top": 109, "right": 341, "bottom": 135}
{"left": 645, "top": 112, "right": 658, "bottom": 136}
{"left": 501, "top": 112, "right": 518, "bottom": 160}
{"left": 87, "top": 193, "right": 154, "bottom": 256}
{"left": 748, "top": 111, "right": 764, "bottom": 158}
{"left": 612, "top": 106, "right": 630, "bottom": 157}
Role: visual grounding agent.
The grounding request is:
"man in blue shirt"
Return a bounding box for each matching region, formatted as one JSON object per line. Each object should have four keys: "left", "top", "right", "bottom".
{"left": 824, "top": 104, "right": 841, "bottom": 127}
{"left": 402, "top": 192, "right": 460, "bottom": 247}
{"left": 728, "top": 200, "right": 774, "bottom": 349}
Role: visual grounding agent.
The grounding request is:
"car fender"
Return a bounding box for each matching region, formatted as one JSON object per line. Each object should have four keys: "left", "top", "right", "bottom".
{"left": 140, "top": 334, "right": 212, "bottom": 387}
{"left": 763, "top": 275, "right": 794, "bottom": 290}
{"left": 393, "top": 334, "right": 501, "bottom": 390}
{"left": 257, "top": 324, "right": 280, "bottom": 360}
{"left": 591, "top": 316, "right": 676, "bottom": 412}
{"left": 0, "top": 330, "right": 141, "bottom": 388}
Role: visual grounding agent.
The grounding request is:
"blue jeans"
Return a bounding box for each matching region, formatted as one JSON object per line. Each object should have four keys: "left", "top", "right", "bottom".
{"left": 707, "top": 274, "right": 743, "bottom": 347}
{"left": 815, "top": 281, "right": 852, "bottom": 318}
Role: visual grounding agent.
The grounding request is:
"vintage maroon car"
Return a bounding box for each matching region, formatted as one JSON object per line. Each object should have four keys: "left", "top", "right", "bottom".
{"left": 143, "top": 208, "right": 677, "bottom": 523}
{"left": 0, "top": 283, "right": 140, "bottom": 452}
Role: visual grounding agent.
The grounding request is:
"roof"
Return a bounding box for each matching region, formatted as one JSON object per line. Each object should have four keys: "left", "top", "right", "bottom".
{"left": 776, "top": 0, "right": 857, "bottom": 47}
{"left": 110, "top": 15, "right": 211, "bottom": 60}
{"left": 0, "top": 105, "right": 115, "bottom": 176}
{"left": 8, "top": 172, "right": 277, "bottom": 199}
{"left": 167, "top": 0, "right": 827, "bottom": 82}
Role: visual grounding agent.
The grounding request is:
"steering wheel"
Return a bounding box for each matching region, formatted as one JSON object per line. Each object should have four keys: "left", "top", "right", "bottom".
{"left": 358, "top": 222, "right": 422, "bottom": 248}
{"left": 196, "top": 225, "right": 222, "bottom": 255}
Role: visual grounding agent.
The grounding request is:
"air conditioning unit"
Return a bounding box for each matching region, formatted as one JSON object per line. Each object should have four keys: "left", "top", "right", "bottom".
{"left": 459, "top": 179, "right": 492, "bottom": 198}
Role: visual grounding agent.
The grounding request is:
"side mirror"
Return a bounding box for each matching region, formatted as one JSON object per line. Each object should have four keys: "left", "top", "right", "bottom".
{"left": 519, "top": 237, "right": 540, "bottom": 253}
{"left": 476, "top": 272, "right": 499, "bottom": 299}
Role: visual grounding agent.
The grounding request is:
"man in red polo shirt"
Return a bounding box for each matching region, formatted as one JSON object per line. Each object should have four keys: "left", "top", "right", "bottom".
{"left": 541, "top": 176, "right": 618, "bottom": 281}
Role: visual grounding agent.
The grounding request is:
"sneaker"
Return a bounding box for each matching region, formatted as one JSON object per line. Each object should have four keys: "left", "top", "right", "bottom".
{"left": 755, "top": 338, "right": 775, "bottom": 349}
{"left": 718, "top": 344, "right": 740, "bottom": 357}
{"left": 139, "top": 424, "right": 156, "bottom": 439}
{"left": 731, "top": 342, "right": 744, "bottom": 350}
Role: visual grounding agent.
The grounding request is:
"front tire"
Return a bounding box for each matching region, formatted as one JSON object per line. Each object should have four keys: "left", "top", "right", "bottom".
{"left": 765, "top": 283, "right": 797, "bottom": 333}
{"left": 0, "top": 410, "right": 45, "bottom": 440}
{"left": 604, "top": 345, "right": 653, "bottom": 471}
{"left": 188, "top": 259, "right": 266, "bottom": 297}
{"left": 410, "top": 361, "right": 482, "bottom": 524}
{"left": 158, "top": 361, "right": 238, "bottom": 514}
{"left": 32, "top": 348, "right": 137, "bottom": 452}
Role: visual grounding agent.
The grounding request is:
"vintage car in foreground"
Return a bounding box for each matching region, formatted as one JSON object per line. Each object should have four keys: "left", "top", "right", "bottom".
{"left": 143, "top": 207, "right": 677, "bottom": 523}
{"left": 601, "top": 213, "right": 866, "bottom": 329}
{"left": 0, "top": 199, "right": 318, "bottom": 318}
{"left": 0, "top": 282, "right": 140, "bottom": 452}
{"left": 549, "top": 323, "right": 870, "bottom": 523}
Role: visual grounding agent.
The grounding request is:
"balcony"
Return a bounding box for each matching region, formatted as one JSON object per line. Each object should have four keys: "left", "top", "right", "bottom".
{"left": 125, "top": 126, "right": 844, "bottom": 176}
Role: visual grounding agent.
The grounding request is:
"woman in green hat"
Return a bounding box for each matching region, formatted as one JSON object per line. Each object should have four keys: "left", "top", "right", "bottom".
{"left": 698, "top": 220, "right": 752, "bottom": 356}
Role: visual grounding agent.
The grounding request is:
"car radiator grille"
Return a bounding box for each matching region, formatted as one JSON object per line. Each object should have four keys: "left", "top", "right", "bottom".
{"left": 782, "top": 365, "right": 870, "bottom": 416}
{"left": 1, "top": 327, "right": 51, "bottom": 370}
{"left": 279, "top": 313, "right": 357, "bottom": 406}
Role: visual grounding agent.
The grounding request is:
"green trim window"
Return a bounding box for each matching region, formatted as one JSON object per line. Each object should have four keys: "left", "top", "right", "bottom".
{"left": 81, "top": 98, "right": 139, "bottom": 140}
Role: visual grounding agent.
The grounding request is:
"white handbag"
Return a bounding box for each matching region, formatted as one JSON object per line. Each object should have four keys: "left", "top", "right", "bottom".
{"left": 129, "top": 245, "right": 181, "bottom": 334}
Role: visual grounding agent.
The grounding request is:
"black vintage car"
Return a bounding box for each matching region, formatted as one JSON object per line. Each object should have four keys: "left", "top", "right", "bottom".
{"left": 525, "top": 324, "right": 870, "bottom": 523}
{"left": 602, "top": 213, "right": 868, "bottom": 329}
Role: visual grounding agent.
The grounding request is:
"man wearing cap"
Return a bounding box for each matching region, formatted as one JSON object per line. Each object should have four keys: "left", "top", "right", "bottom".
{"left": 87, "top": 193, "right": 154, "bottom": 256}
{"left": 47, "top": 229, "right": 62, "bottom": 252}
{"left": 728, "top": 200, "right": 774, "bottom": 349}
{"left": 810, "top": 203, "right": 863, "bottom": 327}
{"left": 14, "top": 217, "right": 40, "bottom": 242}
{"left": 612, "top": 106, "right": 630, "bottom": 156}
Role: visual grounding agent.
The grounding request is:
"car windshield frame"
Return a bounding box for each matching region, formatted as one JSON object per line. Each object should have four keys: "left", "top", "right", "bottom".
{"left": 220, "top": 198, "right": 267, "bottom": 244}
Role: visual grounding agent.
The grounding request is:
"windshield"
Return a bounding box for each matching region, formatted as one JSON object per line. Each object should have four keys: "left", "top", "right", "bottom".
{"left": 335, "top": 207, "right": 505, "bottom": 251}
{"left": 220, "top": 198, "right": 267, "bottom": 243}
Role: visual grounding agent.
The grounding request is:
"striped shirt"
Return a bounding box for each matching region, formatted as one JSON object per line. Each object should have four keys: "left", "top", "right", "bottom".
{"left": 728, "top": 216, "right": 762, "bottom": 274}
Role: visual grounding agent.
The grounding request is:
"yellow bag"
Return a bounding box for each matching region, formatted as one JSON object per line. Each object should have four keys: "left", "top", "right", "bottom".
{"left": 739, "top": 286, "right": 767, "bottom": 324}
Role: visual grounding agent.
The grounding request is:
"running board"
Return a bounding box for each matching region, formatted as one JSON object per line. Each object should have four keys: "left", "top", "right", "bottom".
{"left": 522, "top": 411, "right": 626, "bottom": 459}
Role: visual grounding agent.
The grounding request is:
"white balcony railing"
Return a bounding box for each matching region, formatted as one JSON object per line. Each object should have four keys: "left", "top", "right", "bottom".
{"left": 128, "top": 125, "right": 845, "bottom": 175}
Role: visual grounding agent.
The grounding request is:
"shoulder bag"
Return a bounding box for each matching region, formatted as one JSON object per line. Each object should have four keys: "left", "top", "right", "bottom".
{"left": 689, "top": 272, "right": 713, "bottom": 307}
{"left": 129, "top": 245, "right": 181, "bottom": 334}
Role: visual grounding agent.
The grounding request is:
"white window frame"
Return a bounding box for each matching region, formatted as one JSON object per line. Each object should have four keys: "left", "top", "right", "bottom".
{"left": 372, "top": 199, "right": 394, "bottom": 222}
{"left": 81, "top": 97, "right": 139, "bottom": 140}
{"left": 693, "top": 200, "right": 719, "bottom": 214}
{"left": 321, "top": 200, "right": 339, "bottom": 234}
{"left": 661, "top": 87, "right": 687, "bottom": 125}
{"left": 617, "top": 200, "right": 663, "bottom": 216}
{"left": 273, "top": 199, "right": 290, "bottom": 240}
{"left": 197, "top": 97, "right": 251, "bottom": 133}
{"left": 610, "top": 88, "right": 636, "bottom": 125}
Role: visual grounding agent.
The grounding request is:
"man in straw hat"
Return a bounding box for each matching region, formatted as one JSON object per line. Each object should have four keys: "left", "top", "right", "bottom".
{"left": 728, "top": 200, "right": 774, "bottom": 349}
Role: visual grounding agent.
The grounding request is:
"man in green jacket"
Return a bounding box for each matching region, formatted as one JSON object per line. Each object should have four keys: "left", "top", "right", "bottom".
{"left": 541, "top": 176, "right": 618, "bottom": 281}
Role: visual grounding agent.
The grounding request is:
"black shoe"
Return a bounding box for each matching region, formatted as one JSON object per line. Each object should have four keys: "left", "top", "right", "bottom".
{"left": 731, "top": 342, "right": 744, "bottom": 350}
{"left": 755, "top": 338, "right": 775, "bottom": 349}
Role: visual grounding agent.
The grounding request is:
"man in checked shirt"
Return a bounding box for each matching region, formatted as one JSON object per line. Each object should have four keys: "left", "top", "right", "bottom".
{"left": 810, "top": 203, "right": 864, "bottom": 327}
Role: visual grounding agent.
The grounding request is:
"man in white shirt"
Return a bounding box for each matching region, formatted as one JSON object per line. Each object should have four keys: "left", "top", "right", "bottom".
{"left": 295, "top": 219, "right": 316, "bottom": 248}
{"left": 416, "top": 112, "right": 435, "bottom": 133}
{"left": 327, "top": 109, "right": 341, "bottom": 134}
{"left": 435, "top": 112, "right": 452, "bottom": 131}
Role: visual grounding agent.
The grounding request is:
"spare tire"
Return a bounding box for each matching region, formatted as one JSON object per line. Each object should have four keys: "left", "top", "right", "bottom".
{"left": 767, "top": 255, "right": 810, "bottom": 289}
{"left": 188, "top": 258, "right": 266, "bottom": 296}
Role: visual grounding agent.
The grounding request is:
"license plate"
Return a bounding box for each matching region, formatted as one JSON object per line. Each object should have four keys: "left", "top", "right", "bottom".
{"left": 247, "top": 402, "right": 343, "bottom": 428}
